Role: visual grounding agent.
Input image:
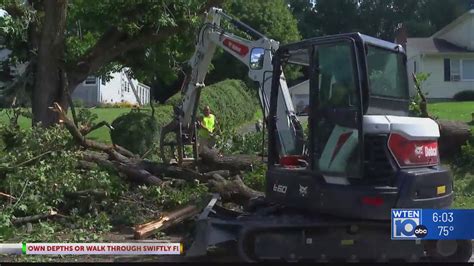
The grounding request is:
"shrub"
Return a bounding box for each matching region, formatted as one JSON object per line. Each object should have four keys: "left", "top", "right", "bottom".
{"left": 217, "top": 130, "right": 266, "bottom": 155}
{"left": 452, "top": 141, "right": 474, "bottom": 178}
{"left": 166, "top": 79, "right": 258, "bottom": 130}
{"left": 453, "top": 90, "right": 474, "bottom": 102}
{"left": 110, "top": 110, "right": 160, "bottom": 155}
{"left": 76, "top": 108, "right": 98, "bottom": 127}
{"left": 73, "top": 99, "right": 85, "bottom": 108}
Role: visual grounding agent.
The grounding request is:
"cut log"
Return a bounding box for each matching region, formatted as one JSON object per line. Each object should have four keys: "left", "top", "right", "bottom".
{"left": 114, "top": 162, "right": 163, "bottom": 186}
{"left": 12, "top": 210, "right": 58, "bottom": 225}
{"left": 199, "top": 147, "right": 257, "bottom": 173}
{"left": 203, "top": 170, "right": 231, "bottom": 179}
{"left": 82, "top": 151, "right": 163, "bottom": 185}
{"left": 207, "top": 174, "right": 264, "bottom": 206}
{"left": 139, "top": 160, "right": 205, "bottom": 182}
{"left": 437, "top": 119, "right": 472, "bottom": 158}
{"left": 134, "top": 205, "right": 200, "bottom": 239}
{"left": 76, "top": 160, "right": 97, "bottom": 170}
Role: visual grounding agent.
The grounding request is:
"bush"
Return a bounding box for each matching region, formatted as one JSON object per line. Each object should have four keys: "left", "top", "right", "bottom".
{"left": 110, "top": 110, "right": 160, "bottom": 155}
{"left": 453, "top": 91, "right": 474, "bottom": 102}
{"left": 73, "top": 99, "right": 85, "bottom": 108}
{"left": 217, "top": 130, "right": 266, "bottom": 155}
{"left": 167, "top": 79, "right": 258, "bottom": 130}
{"left": 452, "top": 141, "right": 474, "bottom": 178}
{"left": 76, "top": 108, "right": 98, "bottom": 127}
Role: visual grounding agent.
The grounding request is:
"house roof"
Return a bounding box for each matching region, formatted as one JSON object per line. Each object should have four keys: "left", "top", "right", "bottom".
{"left": 432, "top": 9, "right": 474, "bottom": 38}
{"left": 406, "top": 37, "right": 472, "bottom": 54}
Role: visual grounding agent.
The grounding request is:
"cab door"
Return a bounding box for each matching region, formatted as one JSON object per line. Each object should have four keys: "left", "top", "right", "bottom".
{"left": 309, "top": 40, "right": 364, "bottom": 182}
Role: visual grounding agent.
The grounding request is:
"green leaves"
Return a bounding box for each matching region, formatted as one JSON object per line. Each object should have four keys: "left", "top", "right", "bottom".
{"left": 452, "top": 141, "right": 474, "bottom": 179}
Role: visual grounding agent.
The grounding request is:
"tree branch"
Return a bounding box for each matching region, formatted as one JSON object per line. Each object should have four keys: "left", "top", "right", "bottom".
{"left": 66, "top": 0, "right": 225, "bottom": 90}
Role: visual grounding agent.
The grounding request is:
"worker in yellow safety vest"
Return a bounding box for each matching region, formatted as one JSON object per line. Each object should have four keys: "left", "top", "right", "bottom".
{"left": 197, "top": 105, "right": 219, "bottom": 151}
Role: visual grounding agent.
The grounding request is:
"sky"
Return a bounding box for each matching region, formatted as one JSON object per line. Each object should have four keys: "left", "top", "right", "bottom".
{"left": 0, "top": 9, "right": 7, "bottom": 17}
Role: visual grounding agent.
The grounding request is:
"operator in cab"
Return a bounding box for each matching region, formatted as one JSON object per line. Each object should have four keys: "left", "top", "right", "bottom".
{"left": 197, "top": 105, "right": 219, "bottom": 152}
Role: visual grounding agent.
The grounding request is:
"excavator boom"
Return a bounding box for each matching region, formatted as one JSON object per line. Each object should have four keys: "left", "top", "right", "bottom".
{"left": 159, "top": 7, "right": 304, "bottom": 164}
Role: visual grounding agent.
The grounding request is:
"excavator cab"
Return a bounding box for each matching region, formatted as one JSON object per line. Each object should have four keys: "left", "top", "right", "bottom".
{"left": 266, "top": 33, "right": 453, "bottom": 220}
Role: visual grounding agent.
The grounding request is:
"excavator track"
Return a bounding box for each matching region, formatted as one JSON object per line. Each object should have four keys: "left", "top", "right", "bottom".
{"left": 235, "top": 214, "right": 424, "bottom": 262}
{"left": 187, "top": 196, "right": 472, "bottom": 262}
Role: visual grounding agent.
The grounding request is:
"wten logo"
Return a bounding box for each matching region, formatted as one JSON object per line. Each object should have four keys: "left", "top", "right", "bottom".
{"left": 391, "top": 209, "right": 422, "bottom": 239}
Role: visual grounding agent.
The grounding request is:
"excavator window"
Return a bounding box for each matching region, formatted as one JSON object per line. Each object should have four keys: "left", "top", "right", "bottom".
{"left": 311, "top": 42, "right": 362, "bottom": 178}
{"left": 366, "top": 45, "right": 408, "bottom": 99}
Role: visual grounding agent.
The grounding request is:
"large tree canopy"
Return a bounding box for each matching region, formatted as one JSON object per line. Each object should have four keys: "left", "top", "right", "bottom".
{"left": 1, "top": 0, "right": 472, "bottom": 122}
{"left": 289, "top": 0, "right": 472, "bottom": 40}
{"left": 145, "top": 0, "right": 302, "bottom": 102}
{"left": 0, "top": 0, "right": 222, "bottom": 126}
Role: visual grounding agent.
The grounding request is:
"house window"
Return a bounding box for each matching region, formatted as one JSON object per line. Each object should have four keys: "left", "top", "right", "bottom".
{"left": 451, "top": 59, "right": 461, "bottom": 81}
{"left": 462, "top": 59, "right": 474, "bottom": 80}
{"left": 101, "top": 77, "right": 106, "bottom": 85}
{"left": 414, "top": 61, "right": 416, "bottom": 73}
{"left": 444, "top": 58, "right": 461, "bottom": 82}
{"left": 84, "top": 76, "right": 96, "bottom": 85}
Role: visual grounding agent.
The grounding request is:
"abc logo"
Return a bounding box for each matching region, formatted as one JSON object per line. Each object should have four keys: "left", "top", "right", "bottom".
{"left": 414, "top": 225, "right": 428, "bottom": 238}
{"left": 393, "top": 218, "right": 420, "bottom": 238}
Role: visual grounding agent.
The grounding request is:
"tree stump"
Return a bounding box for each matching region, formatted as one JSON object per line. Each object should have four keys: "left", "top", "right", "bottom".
{"left": 437, "top": 119, "right": 471, "bottom": 159}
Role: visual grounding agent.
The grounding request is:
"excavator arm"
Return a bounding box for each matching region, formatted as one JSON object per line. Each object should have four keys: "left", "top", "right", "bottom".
{"left": 160, "top": 7, "right": 304, "bottom": 164}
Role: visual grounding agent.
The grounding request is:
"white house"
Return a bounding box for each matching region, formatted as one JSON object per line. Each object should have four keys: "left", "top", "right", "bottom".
{"left": 72, "top": 68, "right": 151, "bottom": 106}
{"left": 404, "top": 9, "right": 474, "bottom": 100}
{"left": 289, "top": 80, "right": 310, "bottom": 114}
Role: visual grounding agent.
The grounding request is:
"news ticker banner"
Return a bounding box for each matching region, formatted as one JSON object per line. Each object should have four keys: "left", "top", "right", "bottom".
{"left": 392, "top": 209, "right": 474, "bottom": 240}
{"left": 0, "top": 243, "right": 182, "bottom": 255}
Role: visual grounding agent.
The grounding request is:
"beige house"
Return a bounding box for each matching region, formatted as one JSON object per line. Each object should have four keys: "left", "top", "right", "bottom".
{"left": 404, "top": 10, "right": 474, "bottom": 100}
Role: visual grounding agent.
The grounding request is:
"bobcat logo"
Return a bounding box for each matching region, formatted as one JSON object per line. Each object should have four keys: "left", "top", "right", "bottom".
{"left": 414, "top": 145, "right": 424, "bottom": 158}
{"left": 299, "top": 185, "right": 308, "bottom": 197}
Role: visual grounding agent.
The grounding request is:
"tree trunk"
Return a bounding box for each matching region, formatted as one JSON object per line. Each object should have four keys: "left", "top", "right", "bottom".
{"left": 32, "top": 0, "right": 68, "bottom": 127}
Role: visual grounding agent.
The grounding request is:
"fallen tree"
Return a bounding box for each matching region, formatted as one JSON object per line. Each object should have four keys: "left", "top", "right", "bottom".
{"left": 49, "top": 102, "right": 261, "bottom": 209}
{"left": 412, "top": 73, "right": 472, "bottom": 159}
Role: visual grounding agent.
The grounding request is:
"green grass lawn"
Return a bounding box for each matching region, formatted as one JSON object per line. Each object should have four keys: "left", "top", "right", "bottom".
{"left": 429, "top": 101, "right": 474, "bottom": 131}
{"left": 78, "top": 108, "right": 132, "bottom": 142}
{"left": 0, "top": 108, "right": 133, "bottom": 143}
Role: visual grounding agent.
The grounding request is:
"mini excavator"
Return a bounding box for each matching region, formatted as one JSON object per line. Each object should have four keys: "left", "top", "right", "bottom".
{"left": 160, "top": 7, "right": 473, "bottom": 262}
